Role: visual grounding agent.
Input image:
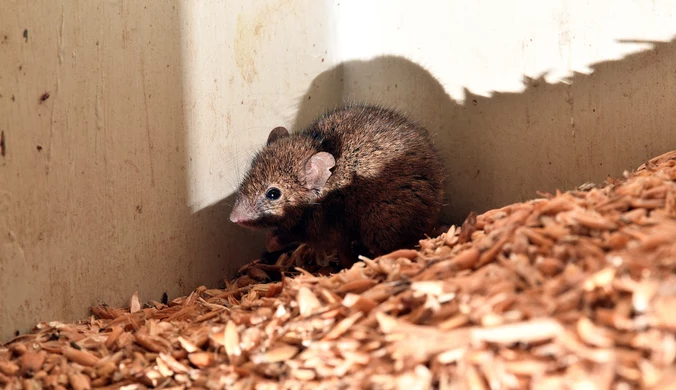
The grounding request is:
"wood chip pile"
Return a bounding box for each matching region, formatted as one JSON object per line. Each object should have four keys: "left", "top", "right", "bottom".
{"left": 2, "top": 151, "right": 676, "bottom": 390}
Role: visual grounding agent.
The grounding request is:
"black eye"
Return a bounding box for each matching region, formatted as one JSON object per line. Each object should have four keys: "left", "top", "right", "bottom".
{"left": 265, "top": 187, "right": 282, "bottom": 200}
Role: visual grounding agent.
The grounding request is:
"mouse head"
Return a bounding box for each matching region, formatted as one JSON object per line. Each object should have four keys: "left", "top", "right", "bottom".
{"left": 229, "top": 127, "right": 336, "bottom": 229}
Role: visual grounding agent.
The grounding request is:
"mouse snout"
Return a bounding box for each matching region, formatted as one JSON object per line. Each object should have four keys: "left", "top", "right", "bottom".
{"left": 230, "top": 199, "right": 254, "bottom": 224}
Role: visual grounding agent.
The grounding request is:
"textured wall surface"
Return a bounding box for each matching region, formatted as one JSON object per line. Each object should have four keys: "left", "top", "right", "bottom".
{"left": 3, "top": 0, "right": 676, "bottom": 341}
{"left": 297, "top": 0, "right": 676, "bottom": 223}
{"left": 0, "top": 0, "right": 336, "bottom": 341}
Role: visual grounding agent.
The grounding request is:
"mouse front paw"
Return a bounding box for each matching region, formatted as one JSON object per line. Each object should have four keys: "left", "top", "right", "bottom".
{"left": 265, "top": 231, "right": 283, "bottom": 252}
{"left": 265, "top": 230, "right": 298, "bottom": 253}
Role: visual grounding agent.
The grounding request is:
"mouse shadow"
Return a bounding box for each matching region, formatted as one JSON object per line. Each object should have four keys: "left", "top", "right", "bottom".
{"left": 290, "top": 40, "right": 676, "bottom": 226}
{"left": 187, "top": 194, "right": 266, "bottom": 289}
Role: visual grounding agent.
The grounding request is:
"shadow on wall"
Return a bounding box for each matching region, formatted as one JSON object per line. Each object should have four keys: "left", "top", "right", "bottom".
{"left": 291, "top": 37, "right": 676, "bottom": 225}
{"left": 188, "top": 194, "right": 264, "bottom": 290}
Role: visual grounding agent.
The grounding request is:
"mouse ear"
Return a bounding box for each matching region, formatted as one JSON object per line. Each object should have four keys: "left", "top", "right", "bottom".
{"left": 267, "top": 127, "right": 289, "bottom": 145}
{"left": 304, "top": 152, "right": 335, "bottom": 191}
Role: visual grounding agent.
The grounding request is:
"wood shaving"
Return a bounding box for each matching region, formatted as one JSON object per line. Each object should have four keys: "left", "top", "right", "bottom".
{"left": 3, "top": 150, "right": 676, "bottom": 389}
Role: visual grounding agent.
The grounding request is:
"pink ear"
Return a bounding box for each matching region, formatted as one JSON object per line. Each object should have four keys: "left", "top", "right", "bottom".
{"left": 304, "top": 152, "right": 335, "bottom": 191}
{"left": 267, "top": 127, "right": 289, "bottom": 145}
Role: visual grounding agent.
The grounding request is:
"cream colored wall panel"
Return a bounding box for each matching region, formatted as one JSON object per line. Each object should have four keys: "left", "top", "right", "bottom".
{"left": 0, "top": 0, "right": 193, "bottom": 341}
{"left": 181, "top": 0, "right": 339, "bottom": 212}
{"left": 300, "top": 0, "right": 676, "bottom": 222}
{"left": 0, "top": 0, "right": 337, "bottom": 341}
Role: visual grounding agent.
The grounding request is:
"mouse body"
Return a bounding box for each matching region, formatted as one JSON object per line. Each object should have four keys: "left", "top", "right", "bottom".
{"left": 230, "top": 104, "right": 445, "bottom": 267}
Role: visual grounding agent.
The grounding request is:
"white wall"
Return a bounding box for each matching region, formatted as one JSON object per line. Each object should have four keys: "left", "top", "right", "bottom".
{"left": 182, "top": 0, "right": 340, "bottom": 212}
{"left": 335, "top": 0, "right": 676, "bottom": 103}
{"left": 324, "top": 0, "right": 676, "bottom": 222}
{"left": 2, "top": 0, "right": 676, "bottom": 340}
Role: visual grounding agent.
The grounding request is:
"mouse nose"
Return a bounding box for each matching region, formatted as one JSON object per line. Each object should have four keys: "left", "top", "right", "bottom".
{"left": 229, "top": 210, "right": 243, "bottom": 224}
{"left": 229, "top": 201, "right": 249, "bottom": 224}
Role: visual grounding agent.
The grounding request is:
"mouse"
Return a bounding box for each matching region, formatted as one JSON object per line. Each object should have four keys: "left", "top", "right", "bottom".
{"left": 229, "top": 104, "right": 445, "bottom": 268}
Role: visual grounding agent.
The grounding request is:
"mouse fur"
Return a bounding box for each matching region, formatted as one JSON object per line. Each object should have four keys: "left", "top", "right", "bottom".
{"left": 230, "top": 104, "right": 445, "bottom": 267}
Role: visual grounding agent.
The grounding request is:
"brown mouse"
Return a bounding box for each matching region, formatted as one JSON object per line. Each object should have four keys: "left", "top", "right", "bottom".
{"left": 230, "top": 104, "right": 445, "bottom": 268}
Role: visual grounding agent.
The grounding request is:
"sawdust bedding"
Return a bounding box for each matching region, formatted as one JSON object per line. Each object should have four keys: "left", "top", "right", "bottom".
{"left": 2, "top": 151, "right": 676, "bottom": 390}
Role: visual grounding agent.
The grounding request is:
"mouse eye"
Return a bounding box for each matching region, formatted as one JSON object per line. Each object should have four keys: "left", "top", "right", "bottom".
{"left": 265, "top": 187, "right": 282, "bottom": 201}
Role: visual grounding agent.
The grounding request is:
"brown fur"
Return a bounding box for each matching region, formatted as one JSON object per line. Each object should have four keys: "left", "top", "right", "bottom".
{"left": 230, "top": 104, "right": 445, "bottom": 267}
